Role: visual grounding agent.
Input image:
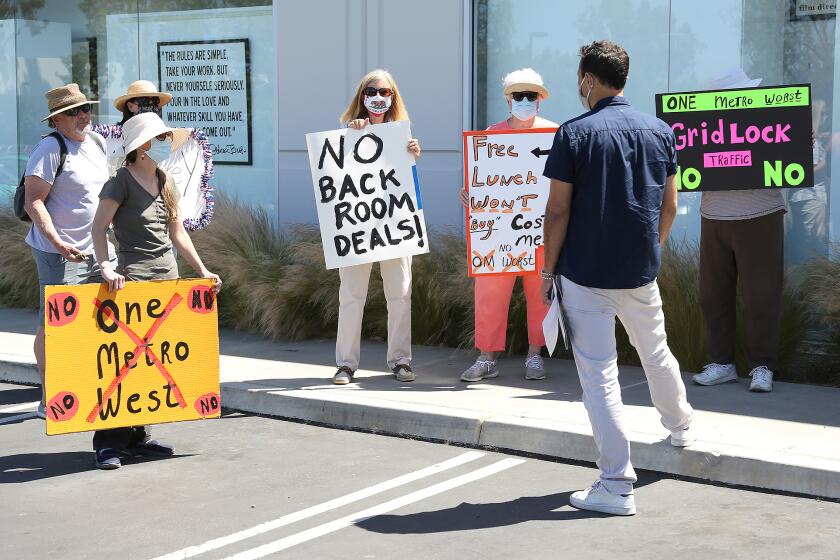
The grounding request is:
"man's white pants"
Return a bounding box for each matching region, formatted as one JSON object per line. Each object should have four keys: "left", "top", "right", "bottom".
{"left": 560, "top": 276, "right": 693, "bottom": 495}
{"left": 336, "top": 256, "right": 412, "bottom": 371}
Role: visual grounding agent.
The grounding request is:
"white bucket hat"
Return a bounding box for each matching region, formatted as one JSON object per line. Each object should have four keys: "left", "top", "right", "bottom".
{"left": 122, "top": 112, "right": 183, "bottom": 155}
{"left": 502, "top": 68, "right": 550, "bottom": 100}
{"left": 709, "top": 68, "right": 762, "bottom": 90}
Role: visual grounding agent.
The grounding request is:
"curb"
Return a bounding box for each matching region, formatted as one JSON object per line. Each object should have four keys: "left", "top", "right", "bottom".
{"left": 4, "top": 358, "right": 839, "bottom": 500}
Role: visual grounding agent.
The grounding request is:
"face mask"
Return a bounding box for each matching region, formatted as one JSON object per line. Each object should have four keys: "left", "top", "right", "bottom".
{"left": 578, "top": 76, "right": 592, "bottom": 111}
{"left": 364, "top": 95, "right": 391, "bottom": 116}
{"left": 510, "top": 98, "right": 538, "bottom": 121}
{"left": 144, "top": 137, "right": 172, "bottom": 163}
{"left": 134, "top": 99, "right": 162, "bottom": 117}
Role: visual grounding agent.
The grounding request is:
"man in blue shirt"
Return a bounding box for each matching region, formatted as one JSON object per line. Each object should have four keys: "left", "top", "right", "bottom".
{"left": 541, "top": 41, "right": 694, "bottom": 516}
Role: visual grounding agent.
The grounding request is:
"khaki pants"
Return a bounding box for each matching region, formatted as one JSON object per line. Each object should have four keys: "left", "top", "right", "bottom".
{"left": 336, "top": 257, "right": 412, "bottom": 371}
{"left": 699, "top": 212, "right": 783, "bottom": 372}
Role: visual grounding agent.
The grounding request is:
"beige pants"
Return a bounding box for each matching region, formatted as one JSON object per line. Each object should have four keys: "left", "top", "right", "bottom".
{"left": 336, "top": 256, "right": 412, "bottom": 371}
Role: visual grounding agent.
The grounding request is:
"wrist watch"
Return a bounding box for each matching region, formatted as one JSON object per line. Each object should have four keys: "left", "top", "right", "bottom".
{"left": 540, "top": 269, "right": 555, "bottom": 280}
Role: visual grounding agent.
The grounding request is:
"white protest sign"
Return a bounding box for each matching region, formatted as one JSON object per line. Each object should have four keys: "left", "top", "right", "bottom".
{"left": 463, "top": 128, "right": 557, "bottom": 276}
{"left": 91, "top": 124, "right": 215, "bottom": 231}
{"left": 306, "top": 120, "right": 428, "bottom": 269}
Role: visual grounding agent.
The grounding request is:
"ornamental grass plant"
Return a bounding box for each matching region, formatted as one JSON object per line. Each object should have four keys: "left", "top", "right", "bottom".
{"left": 0, "top": 197, "right": 834, "bottom": 385}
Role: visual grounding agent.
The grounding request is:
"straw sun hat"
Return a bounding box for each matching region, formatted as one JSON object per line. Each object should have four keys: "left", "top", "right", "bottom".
{"left": 122, "top": 112, "right": 188, "bottom": 155}
{"left": 114, "top": 80, "right": 173, "bottom": 112}
{"left": 42, "top": 83, "right": 99, "bottom": 121}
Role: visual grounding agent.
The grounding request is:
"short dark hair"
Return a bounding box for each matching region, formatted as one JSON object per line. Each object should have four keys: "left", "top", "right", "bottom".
{"left": 579, "top": 40, "right": 629, "bottom": 90}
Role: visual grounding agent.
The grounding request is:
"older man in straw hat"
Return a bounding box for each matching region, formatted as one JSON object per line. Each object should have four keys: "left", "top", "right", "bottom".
{"left": 691, "top": 68, "right": 782, "bottom": 394}
{"left": 23, "top": 83, "right": 115, "bottom": 424}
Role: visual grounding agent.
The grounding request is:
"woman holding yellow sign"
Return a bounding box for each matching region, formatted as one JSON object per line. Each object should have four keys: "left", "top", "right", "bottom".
{"left": 90, "top": 112, "right": 221, "bottom": 470}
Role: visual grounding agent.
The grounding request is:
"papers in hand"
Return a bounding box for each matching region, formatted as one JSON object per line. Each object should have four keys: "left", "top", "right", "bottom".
{"left": 542, "top": 282, "right": 570, "bottom": 356}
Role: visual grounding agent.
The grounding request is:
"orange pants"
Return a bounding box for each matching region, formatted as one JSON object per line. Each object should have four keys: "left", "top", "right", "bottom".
{"left": 474, "top": 274, "right": 548, "bottom": 352}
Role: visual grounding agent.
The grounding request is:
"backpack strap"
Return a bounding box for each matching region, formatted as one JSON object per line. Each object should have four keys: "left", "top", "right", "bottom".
{"left": 47, "top": 131, "right": 68, "bottom": 178}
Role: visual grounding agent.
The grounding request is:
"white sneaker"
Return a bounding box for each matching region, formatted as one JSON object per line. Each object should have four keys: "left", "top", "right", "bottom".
{"left": 749, "top": 366, "right": 773, "bottom": 392}
{"left": 569, "top": 481, "right": 636, "bottom": 516}
{"left": 35, "top": 402, "right": 46, "bottom": 420}
{"left": 692, "top": 363, "right": 737, "bottom": 386}
{"left": 670, "top": 425, "right": 696, "bottom": 447}
{"left": 524, "top": 353, "right": 546, "bottom": 380}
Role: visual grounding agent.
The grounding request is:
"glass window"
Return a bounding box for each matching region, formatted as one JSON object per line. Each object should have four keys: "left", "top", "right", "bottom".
{"left": 475, "top": 0, "right": 840, "bottom": 258}
{"left": 7, "top": 0, "right": 274, "bottom": 212}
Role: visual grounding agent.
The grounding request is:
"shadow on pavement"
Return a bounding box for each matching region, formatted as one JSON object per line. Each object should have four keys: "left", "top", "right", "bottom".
{"left": 359, "top": 475, "right": 662, "bottom": 533}
{"left": 0, "top": 386, "right": 41, "bottom": 406}
{"left": 0, "top": 452, "right": 194, "bottom": 483}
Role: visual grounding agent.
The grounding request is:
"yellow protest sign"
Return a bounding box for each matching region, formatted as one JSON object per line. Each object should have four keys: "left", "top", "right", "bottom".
{"left": 44, "top": 279, "right": 220, "bottom": 435}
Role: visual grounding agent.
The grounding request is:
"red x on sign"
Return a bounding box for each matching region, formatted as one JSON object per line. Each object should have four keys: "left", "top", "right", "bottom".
{"left": 87, "top": 293, "right": 187, "bottom": 423}
{"left": 502, "top": 251, "right": 528, "bottom": 273}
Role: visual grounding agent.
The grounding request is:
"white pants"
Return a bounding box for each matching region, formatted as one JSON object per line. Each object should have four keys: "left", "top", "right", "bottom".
{"left": 560, "top": 276, "right": 694, "bottom": 495}
{"left": 336, "top": 256, "right": 412, "bottom": 371}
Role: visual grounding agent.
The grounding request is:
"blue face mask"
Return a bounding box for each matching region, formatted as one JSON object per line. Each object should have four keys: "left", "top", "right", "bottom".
{"left": 510, "top": 98, "right": 538, "bottom": 121}
{"left": 145, "top": 137, "right": 172, "bottom": 163}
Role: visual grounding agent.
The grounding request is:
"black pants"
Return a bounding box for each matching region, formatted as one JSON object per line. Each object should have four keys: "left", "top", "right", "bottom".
{"left": 92, "top": 426, "right": 149, "bottom": 452}
{"left": 699, "top": 211, "right": 784, "bottom": 372}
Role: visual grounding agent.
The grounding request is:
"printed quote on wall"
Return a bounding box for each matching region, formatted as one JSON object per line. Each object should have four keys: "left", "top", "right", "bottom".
{"left": 158, "top": 39, "right": 252, "bottom": 165}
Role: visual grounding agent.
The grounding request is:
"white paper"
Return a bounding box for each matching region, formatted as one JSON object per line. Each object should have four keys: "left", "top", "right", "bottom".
{"left": 542, "top": 283, "right": 569, "bottom": 356}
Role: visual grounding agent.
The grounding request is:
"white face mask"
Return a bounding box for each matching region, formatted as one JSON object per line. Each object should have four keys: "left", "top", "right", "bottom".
{"left": 364, "top": 95, "right": 391, "bottom": 116}
{"left": 578, "top": 75, "right": 592, "bottom": 111}
{"left": 510, "top": 98, "right": 538, "bottom": 121}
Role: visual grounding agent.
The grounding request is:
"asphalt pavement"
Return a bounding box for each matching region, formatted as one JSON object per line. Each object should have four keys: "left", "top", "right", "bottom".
{"left": 2, "top": 382, "right": 839, "bottom": 560}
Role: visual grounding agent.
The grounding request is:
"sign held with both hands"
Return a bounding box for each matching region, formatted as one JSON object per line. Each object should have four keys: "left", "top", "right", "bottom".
{"left": 306, "top": 120, "right": 428, "bottom": 269}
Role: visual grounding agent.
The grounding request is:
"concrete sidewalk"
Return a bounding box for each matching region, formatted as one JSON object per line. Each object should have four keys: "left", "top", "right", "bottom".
{"left": 2, "top": 307, "right": 839, "bottom": 499}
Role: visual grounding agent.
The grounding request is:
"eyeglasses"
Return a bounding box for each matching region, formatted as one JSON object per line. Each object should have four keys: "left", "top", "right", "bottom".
{"left": 62, "top": 103, "right": 92, "bottom": 116}
{"left": 363, "top": 87, "right": 393, "bottom": 98}
{"left": 511, "top": 92, "right": 539, "bottom": 102}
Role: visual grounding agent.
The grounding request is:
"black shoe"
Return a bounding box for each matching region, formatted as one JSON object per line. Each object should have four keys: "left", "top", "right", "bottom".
{"left": 95, "top": 448, "right": 121, "bottom": 470}
{"left": 333, "top": 366, "right": 355, "bottom": 385}
{"left": 125, "top": 439, "right": 175, "bottom": 457}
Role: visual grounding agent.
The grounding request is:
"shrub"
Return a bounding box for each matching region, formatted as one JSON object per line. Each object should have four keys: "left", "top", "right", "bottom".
{"left": 0, "top": 197, "right": 834, "bottom": 386}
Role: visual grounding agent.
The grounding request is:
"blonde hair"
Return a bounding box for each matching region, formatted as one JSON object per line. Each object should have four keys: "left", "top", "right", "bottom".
{"left": 340, "top": 69, "right": 410, "bottom": 124}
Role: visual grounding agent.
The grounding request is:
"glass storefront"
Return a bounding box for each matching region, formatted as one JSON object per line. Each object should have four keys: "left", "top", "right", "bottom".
{"left": 0, "top": 0, "right": 275, "bottom": 211}
{"left": 474, "top": 0, "right": 840, "bottom": 260}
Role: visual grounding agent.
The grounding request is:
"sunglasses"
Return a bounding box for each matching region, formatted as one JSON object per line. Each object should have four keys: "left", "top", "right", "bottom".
{"left": 130, "top": 96, "right": 160, "bottom": 106}
{"left": 62, "top": 103, "right": 92, "bottom": 116}
{"left": 363, "top": 87, "right": 393, "bottom": 98}
{"left": 511, "top": 91, "right": 539, "bottom": 102}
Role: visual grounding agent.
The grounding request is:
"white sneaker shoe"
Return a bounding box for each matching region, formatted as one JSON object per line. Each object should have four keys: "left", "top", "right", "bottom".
{"left": 749, "top": 366, "right": 774, "bottom": 392}
{"left": 569, "top": 481, "right": 636, "bottom": 516}
{"left": 670, "top": 425, "right": 696, "bottom": 447}
{"left": 35, "top": 402, "right": 46, "bottom": 420}
{"left": 692, "top": 363, "right": 737, "bottom": 386}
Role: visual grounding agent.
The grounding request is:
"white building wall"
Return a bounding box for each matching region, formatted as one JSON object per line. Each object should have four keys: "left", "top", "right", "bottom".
{"left": 275, "top": 0, "right": 469, "bottom": 230}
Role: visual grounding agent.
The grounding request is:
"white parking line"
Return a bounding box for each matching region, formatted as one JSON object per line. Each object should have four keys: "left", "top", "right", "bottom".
{"left": 221, "top": 457, "right": 526, "bottom": 560}
{"left": 0, "top": 412, "right": 36, "bottom": 425}
{"left": 150, "top": 450, "right": 487, "bottom": 560}
{"left": 0, "top": 401, "right": 39, "bottom": 414}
